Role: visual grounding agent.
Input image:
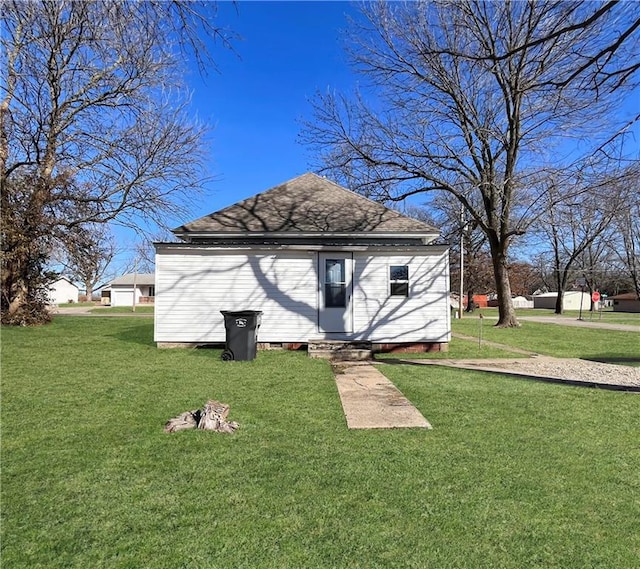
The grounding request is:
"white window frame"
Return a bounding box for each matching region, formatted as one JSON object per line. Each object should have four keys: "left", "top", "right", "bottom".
{"left": 389, "top": 264, "right": 409, "bottom": 297}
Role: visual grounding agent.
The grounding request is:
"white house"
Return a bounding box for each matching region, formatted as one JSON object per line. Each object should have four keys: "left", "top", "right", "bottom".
{"left": 533, "top": 291, "right": 592, "bottom": 310}
{"left": 512, "top": 296, "right": 533, "bottom": 309}
{"left": 47, "top": 277, "right": 79, "bottom": 305}
{"left": 154, "top": 173, "right": 451, "bottom": 353}
{"left": 102, "top": 273, "right": 155, "bottom": 306}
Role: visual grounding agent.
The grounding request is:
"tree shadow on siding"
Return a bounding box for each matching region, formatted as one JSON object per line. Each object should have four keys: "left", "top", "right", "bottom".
{"left": 155, "top": 252, "right": 450, "bottom": 345}
{"left": 157, "top": 177, "right": 448, "bottom": 345}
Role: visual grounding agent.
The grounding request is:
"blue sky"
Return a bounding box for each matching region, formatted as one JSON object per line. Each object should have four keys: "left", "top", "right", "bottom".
{"left": 114, "top": 1, "right": 360, "bottom": 269}
{"left": 113, "top": 0, "right": 638, "bottom": 271}
{"left": 186, "top": 1, "right": 359, "bottom": 217}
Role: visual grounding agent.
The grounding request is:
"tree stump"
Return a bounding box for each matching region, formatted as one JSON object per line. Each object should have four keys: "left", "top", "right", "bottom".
{"left": 163, "top": 409, "right": 201, "bottom": 433}
{"left": 164, "top": 400, "right": 238, "bottom": 434}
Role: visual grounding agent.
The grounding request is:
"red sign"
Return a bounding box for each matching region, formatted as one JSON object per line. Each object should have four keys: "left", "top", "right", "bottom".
{"left": 592, "top": 291, "right": 601, "bottom": 303}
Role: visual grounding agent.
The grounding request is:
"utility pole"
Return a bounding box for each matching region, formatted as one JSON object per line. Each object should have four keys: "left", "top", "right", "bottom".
{"left": 459, "top": 207, "right": 464, "bottom": 320}
{"left": 132, "top": 259, "right": 137, "bottom": 313}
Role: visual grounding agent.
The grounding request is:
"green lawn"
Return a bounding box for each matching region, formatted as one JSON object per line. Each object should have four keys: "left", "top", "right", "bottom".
{"left": 2, "top": 317, "right": 639, "bottom": 568}
{"left": 451, "top": 317, "right": 639, "bottom": 364}
{"left": 90, "top": 305, "right": 155, "bottom": 314}
{"left": 479, "top": 307, "right": 640, "bottom": 325}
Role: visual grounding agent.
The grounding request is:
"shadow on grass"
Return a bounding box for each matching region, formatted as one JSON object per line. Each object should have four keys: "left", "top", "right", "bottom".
{"left": 111, "top": 322, "right": 156, "bottom": 347}
{"left": 584, "top": 355, "right": 640, "bottom": 367}
{"left": 113, "top": 326, "right": 228, "bottom": 359}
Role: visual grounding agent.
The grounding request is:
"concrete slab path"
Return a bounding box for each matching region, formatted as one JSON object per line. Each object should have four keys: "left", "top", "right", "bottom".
{"left": 332, "top": 363, "right": 432, "bottom": 430}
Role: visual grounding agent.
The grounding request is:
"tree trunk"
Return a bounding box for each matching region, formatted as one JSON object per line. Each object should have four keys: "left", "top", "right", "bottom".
{"left": 5, "top": 282, "right": 27, "bottom": 319}
{"left": 1, "top": 177, "right": 53, "bottom": 325}
{"left": 465, "top": 287, "right": 475, "bottom": 312}
{"left": 1, "top": 233, "right": 52, "bottom": 325}
{"left": 491, "top": 243, "right": 519, "bottom": 327}
{"left": 553, "top": 268, "right": 565, "bottom": 314}
{"left": 554, "top": 292, "right": 564, "bottom": 314}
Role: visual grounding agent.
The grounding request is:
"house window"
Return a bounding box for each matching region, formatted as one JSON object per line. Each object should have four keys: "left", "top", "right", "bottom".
{"left": 390, "top": 265, "right": 409, "bottom": 297}
{"left": 325, "top": 259, "right": 346, "bottom": 307}
{"left": 148, "top": 286, "right": 155, "bottom": 297}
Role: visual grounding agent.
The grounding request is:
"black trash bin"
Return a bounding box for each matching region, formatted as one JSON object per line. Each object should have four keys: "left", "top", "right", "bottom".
{"left": 220, "top": 310, "right": 263, "bottom": 361}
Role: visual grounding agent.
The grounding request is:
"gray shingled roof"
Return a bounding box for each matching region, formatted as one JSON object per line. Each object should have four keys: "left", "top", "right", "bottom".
{"left": 108, "top": 273, "right": 155, "bottom": 286}
{"left": 174, "top": 173, "right": 439, "bottom": 237}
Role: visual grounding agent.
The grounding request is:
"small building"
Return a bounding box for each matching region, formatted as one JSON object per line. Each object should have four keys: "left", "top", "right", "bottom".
{"left": 611, "top": 293, "right": 640, "bottom": 313}
{"left": 532, "top": 291, "right": 591, "bottom": 311}
{"left": 487, "top": 295, "right": 533, "bottom": 309}
{"left": 102, "top": 273, "right": 155, "bottom": 306}
{"left": 154, "top": 173, "right": 451, "bottom": 352}
{"left": 47, "top": 277, "right": 79, "bottom": 305}
{"left": 512, "top": 296, "right": 533, "bottom": 309}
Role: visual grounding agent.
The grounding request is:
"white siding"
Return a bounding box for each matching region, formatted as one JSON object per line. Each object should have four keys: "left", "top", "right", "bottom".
{"left": 48, "top": 279, "right": 79, "bottom": 305}
{"left": 155, "top": 248, "right": 451, "bottom": 344}
{"left": 351, "top": 252, "right": 451, "bottom": 343}
{"left": 533, "top": 292, "right": 591, "bottom": 310}
{"left": 155, "top": 250, "right": 318, "bottom": 343}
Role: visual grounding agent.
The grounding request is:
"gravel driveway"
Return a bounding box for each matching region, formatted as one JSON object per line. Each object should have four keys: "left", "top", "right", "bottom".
{"left": 391, "top": 356, "right": 640, "bottom": 391}
{"left": 459, "top": 356, "right": 640, "bottom": 389}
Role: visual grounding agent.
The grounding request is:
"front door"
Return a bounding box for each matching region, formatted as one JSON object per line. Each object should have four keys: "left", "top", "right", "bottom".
{"left": 318, "top": 252, "right": 353, "bottom": 333}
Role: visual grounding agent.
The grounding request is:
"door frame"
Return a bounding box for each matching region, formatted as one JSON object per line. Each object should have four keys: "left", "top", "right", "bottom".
{"left": 317, "top": 252, "right": 354, "bottom": 334}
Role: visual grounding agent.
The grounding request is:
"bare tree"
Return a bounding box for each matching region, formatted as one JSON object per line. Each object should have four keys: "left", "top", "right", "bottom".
{"left": 61, "top": 224, "right": 119, "bottom": 302}
{"left": 302, "top": 0, "right": 640, "bottom": 327}
{"left": 1, "top": 0, "right": 232, "bottom": 324}
{"left": 531, "top": 166, "right": 631, "bottom": 313}
{"left": 611, "top": 169, "right": 640, "bottom": 298}
{"left": 407, "top": 196, "right": 492, "bottom": 312}
{"left": 508, "top": 261, "right": 543, "bottom": 297}
{"left": 128, "top": 229, "right": 179, "bottom": 275}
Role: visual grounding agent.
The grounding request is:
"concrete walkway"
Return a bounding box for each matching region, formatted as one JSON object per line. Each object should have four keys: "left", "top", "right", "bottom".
{"left": 332, "top": 363, "right": 432, "bottom": 430}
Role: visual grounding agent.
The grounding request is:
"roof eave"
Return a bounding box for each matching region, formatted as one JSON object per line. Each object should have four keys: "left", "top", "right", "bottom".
{"left": 173, "top": 230, "right": 440, "bottom": 241}
{"left": 156, "top": 242, "right": 449, "bottom": 254}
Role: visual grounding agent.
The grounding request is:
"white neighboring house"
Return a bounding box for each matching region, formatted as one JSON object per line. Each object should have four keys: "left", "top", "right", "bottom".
{"left": 48, "top": 277, "right": 79, "bottom": 305}
{"left": 102, "top": 273, "right": 155, "bottom": 307}
{"left": 154, "top": 173, "right": 451, "bottom": 352}
{"left": 533, "top": 291, "right": 592, "bottom": 310}
{"left": 512, "top": 296, "right": 533, "bottom": 309}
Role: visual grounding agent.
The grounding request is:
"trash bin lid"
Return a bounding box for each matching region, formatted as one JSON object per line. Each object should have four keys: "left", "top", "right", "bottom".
{"left": 220, "top": 310, "right": 263, "bottom": 316}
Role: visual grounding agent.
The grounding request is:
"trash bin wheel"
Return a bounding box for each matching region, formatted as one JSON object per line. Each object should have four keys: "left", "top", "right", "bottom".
{"left": 221, "top": 349, "right": 234, "bottom": 361}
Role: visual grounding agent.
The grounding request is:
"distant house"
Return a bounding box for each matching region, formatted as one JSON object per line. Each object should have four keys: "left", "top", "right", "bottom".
{"left": 154, "top": 173, "right": 451, "bottom": 352}
{"left": 487, "top": 295, "right": 533, "bottom": 309}
{"left": 512, "top": 296, "right": 533, "bottom": 309}
{"left": 47, "top": 277, "right": 79, "bottom": 305}
{"left": 101, "top": 273, "right": 155, "bottom": 306}
{"left": 533, "top": 291, "right": 591, "bottom": 311}
{"left": 611, "top": 293, "right": 640, "bottom": 313}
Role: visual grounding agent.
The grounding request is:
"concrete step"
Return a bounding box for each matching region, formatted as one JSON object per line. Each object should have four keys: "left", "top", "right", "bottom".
{"left": 308, "top": 340, "right": 373, "bottom": 361}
